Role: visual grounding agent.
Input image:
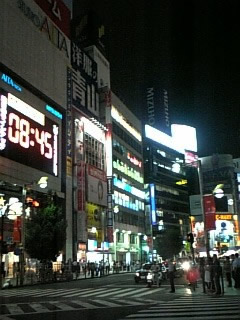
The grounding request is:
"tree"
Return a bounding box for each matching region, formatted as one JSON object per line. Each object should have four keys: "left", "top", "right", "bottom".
{"left": 25, "top": 204, "right": 67, "bottom": 261}
{"left": 154, "top": 228, "right": 183, "bottom": 260}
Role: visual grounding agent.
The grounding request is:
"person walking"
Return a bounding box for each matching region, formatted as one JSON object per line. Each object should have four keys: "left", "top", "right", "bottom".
{"left": 151, "top": 261, "right": 160, "bottom": 286}
{"left": 199, "top": 258, "right": 206, "bottom": 293}
{"left": 232, "top": 253, "right": 240, "bottom": 288}
{"left": 212, "top": 254, "right": 222, "bottom": 295}
{"left": 223, "top": 256, "right": 232, "bottom": 287}
{"left": 105, "top": 260, "right": 110, "bottom": 275}
{"left": 168, "top": 259, "right": 175, "bottom": 293}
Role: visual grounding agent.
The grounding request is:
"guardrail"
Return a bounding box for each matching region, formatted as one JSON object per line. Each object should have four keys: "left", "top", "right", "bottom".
{"left": 1, "top": 264, "right": 133, "bottom": 289}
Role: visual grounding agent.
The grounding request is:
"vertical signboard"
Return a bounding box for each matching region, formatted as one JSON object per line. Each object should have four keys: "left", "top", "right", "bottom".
{"left": 150, "top": 184, "right": 157, "bottom": 225}
{"left": 203, "top": 195, "right": 216, "bottom": 231}
{"left": 71, "top": 42, "right": 99, "bottom": 117}
{"left": 66, "top": 67, "right": 72, "bottom": 176}
{"left": 145, "top": 87, "right": 171, "bottom": 136}
{"left": 77, "top": 162, "right": 86, "bottom": 212}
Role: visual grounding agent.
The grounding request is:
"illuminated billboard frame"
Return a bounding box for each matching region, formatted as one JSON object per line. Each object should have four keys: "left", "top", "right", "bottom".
{"left": 0, "top": 92, "right": 59, "bottom": 176}
{"left": 145, "top": 124, "right": 197, "bottom": 154}
{"left": 150, "top": 183, "right": 157, "bottom": 225}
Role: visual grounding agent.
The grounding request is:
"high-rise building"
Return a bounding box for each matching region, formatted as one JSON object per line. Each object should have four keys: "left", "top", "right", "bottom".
{"left": 143, "top": 124, "right": 198, "bottom": 260}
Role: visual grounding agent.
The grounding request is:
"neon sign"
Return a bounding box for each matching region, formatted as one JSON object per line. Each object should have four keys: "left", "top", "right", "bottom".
{"left": 111, "top": 106, "right": 142, "bottom": 141}
{"left": 46, "top": 104, "right": 62, "bottom": 119}
{"left": 150, "top": 184, "right": 157, "bottom": 225}
{"left": 113, "top": 177, "right": 145, "bottom": 199}
{"left": 127, "top": 152, "right": 142, "bottom": 168}
{"left": 0, "top": 92, "right": 59, "bottom": 176}
{"left": 1, "top": 73, "right": 22, "bottom": 92}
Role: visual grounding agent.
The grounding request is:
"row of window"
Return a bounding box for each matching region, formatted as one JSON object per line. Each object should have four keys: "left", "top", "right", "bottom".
{"left": 85, "top": 133, "right": 105, "bottom": 170}
{"left": 112, "top": 122, "right": 142, "bottom": 154}
{"left": 115, "top": 211, "right": 145, "bottom": 228}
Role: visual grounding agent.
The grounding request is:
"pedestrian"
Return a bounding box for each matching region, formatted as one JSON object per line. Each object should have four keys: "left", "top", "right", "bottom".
{"left": 105, "top": 260, "right": 110, "bottom": 275}
{"left": 232, "top": 253, "right": 240, "bottom": 288}
{"left": 199, "top": 257, "right": 206, "bottom": 293}
{"left": 212, "top": 254, "right": 222, "bottom": 295}
{"left": 168, "top": 259, "right": 175, "bottom": 293}
{"left": 223, "top": 256, "right": 232, "bottom": 287}
{"left": 151, "top": 261, "right": 160, "bottom": 286}
{"left": 204, "top": 260, "right": 211, "bottom": 292}
{"left": 186, "top": 264, "right": 200, "bottom": 290}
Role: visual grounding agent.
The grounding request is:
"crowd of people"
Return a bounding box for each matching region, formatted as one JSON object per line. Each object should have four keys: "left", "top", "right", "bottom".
{"left": 186, "top": 253, "right": 240, "bottom": 295}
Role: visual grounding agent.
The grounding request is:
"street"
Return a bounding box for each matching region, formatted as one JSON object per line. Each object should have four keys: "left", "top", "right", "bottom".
{"left": 0, "top": 273, "right": 240, "bottom": 320}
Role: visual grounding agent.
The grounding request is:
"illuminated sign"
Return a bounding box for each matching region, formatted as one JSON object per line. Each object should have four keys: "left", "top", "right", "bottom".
{"left": 171, "top": 124, "right": 197, "bottom": 153}
{"left": 150, "top": 184, "right": 157, "bottom": 225}
{"left": 127, "top": 152, "right": 142, "bottom": 168}
{"left": 46, "top": 105, "right": 62, "bottom": 119}
{"left": 145, "top": 125, "right": 184, "bottom": 154}
{"left": 111, "top": 106, "right": 142, "bottom": 142}
{"left": 81, "top": 116, "right": 105, "bottom": 143}
{"left": 0, "top": 92, "right": 59, "bottom": 176}
{"left": 215, "top": 214, "right": 233, "bottom": 220}
{"left": 176, "top": 179, "right": 188, "bottom": 185}
{"left": 113, "top": 159, "right": 143, "bottom": 183}
{"left": 1, "top": 73, "right": 22, "bottom": 92}
{"left": 113, "top": 177, "right": 145, "bottom": 199}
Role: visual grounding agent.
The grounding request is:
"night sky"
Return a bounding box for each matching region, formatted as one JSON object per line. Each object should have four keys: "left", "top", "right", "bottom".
{"left": 73, "top": 0, "right": 240, "bottom": 158}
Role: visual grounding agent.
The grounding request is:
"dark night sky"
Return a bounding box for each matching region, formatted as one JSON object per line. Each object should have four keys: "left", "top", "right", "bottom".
{"left": 73, "top": 0, "right": 240, "bottom": 158}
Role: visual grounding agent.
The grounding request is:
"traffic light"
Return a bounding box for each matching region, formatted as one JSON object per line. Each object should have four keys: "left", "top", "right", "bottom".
{"left": 187, "top": 232, "right": 194, "bottom": 244}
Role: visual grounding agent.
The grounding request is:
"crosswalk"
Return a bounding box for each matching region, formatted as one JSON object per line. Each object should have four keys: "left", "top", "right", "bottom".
{"left": 0, "top": 296, "right": 157, "bottom": 317}
{"left": 119, "top": 295, "right": 240, "bottom": 319}
{"left": 0, "top": 287, "right": 164, "bottom": 298}
{"left": 0, "top": 286, "right": 163, "bottom": 299}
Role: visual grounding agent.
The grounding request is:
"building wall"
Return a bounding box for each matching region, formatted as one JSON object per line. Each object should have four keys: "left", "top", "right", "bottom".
{"left": 0, "top": 0, "right": 71, "bottom": 258}
{"left": 0, "top": 0, "right": 70, "bottom": 108}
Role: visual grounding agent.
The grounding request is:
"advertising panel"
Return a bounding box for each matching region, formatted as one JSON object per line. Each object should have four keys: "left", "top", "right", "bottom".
{"left": 77, "top": 161, "right": 86, "bottom": 211}
{"left": 34, "top": 0, "right": 71, "bottom": 37}
{"left": 71, "top": 43, "right": 99, "bottom": 117}
{"left": 86, "top": 203, "right": 102, "bottom": 229}
{"left": 203, "top": 195, "right": 216, "bottom": 231}
{"left": 66, "top": 67, "right": 72, "bottom": 176}
{"left": 150, "top": 184, "right": 157, "bottom": 225}
{"left": 87, "top": 164, "right": 107, "bottom": 206}
{"left": 0, "top": 91, "right": 59, "bottom": 176}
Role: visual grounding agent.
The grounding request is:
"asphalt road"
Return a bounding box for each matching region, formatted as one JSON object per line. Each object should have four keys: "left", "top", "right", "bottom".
{"left": 1, "top": 273, "right": 239, "bottom": 320}
{"left": 0, "top": 273, "right": 185, "bottom": 320}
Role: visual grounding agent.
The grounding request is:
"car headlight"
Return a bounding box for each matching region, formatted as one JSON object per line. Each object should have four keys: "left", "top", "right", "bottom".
{"left": 135, "top": 272, "right": 140, "bottom": 277}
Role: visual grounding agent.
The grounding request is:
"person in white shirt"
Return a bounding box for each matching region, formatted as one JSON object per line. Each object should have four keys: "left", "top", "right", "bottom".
{"left": 151, "top": 262, "right": 160, "bottom": 286}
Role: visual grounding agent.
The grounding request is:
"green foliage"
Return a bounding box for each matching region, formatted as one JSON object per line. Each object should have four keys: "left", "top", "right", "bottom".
{"left": 154, "top": 228, "right": 183, "bottom": 260}
{"left": 25, "top": 204, "right": 67, "bottom": 261}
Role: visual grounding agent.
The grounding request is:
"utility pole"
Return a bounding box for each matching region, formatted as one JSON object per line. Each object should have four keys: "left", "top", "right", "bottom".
{"left": 197, "top": 160, "right": 210, "bottom": 258}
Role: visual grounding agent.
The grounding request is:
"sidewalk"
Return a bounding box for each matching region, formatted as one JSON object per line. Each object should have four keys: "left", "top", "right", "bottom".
{"left": 1, "top": 268, "right": 133, "bottom": 289}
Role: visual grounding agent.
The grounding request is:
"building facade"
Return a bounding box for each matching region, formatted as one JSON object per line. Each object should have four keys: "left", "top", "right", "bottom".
{"left": 143, "top": 124, "right": 198, "bottom": 260}
{"left": 0, "top": 0, "right": 70, "bottom": 267}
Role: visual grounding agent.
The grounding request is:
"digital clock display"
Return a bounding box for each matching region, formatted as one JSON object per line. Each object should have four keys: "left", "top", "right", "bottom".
{"left": 0, "top": 92, "right": 59, "bottom": 176}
